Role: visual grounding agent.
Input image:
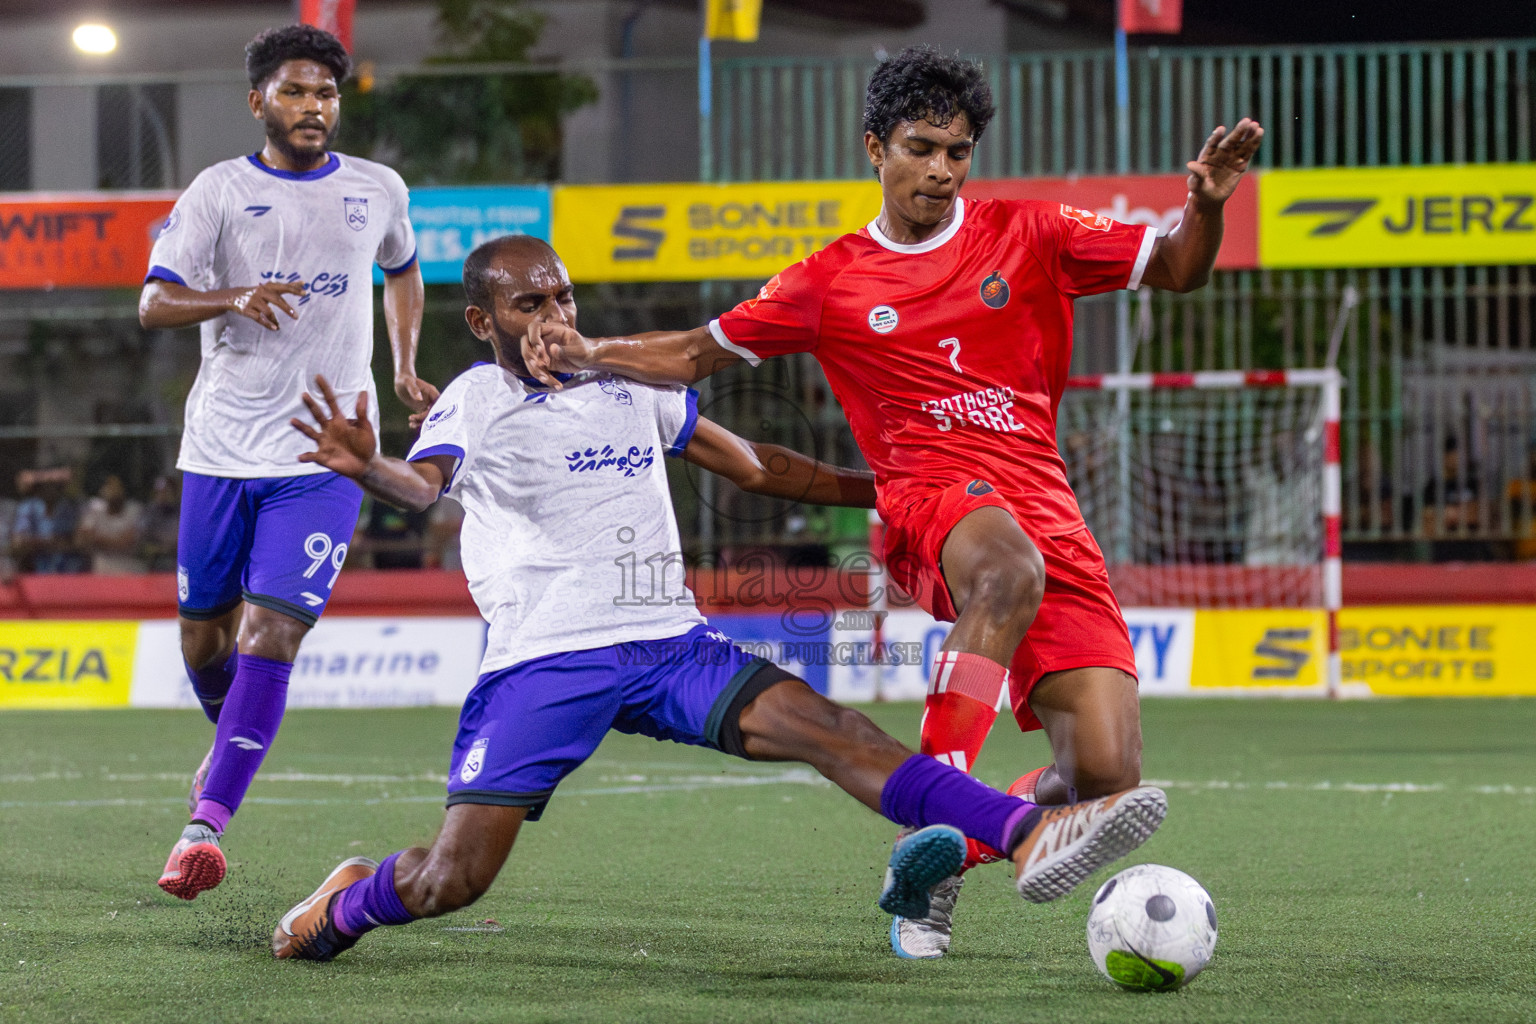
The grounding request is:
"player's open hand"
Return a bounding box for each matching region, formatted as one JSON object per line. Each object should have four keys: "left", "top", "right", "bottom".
{"left": 394, "top": 373, "right": 440, "bottom": 416}
{"left": 1186, "top": 118, "right": 1264, "bottom": 205}
{"left": 226, "top": 281, "right": 305, "bottom": 331}
{"left": 521, "top": 321, "right": 592, "bottom": 390}
{"left": 291, "top": 374, "right": 376, "bottom": 479}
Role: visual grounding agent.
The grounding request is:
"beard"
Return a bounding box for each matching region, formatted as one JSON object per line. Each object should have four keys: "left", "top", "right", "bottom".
{"left": 263, "top": 112, "right": 338, "bottom": 167}
{"left": 487, "top": 321, "right": 533, "bottom": 378}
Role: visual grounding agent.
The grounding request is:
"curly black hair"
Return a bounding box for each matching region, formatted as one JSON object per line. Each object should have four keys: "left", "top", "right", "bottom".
{"left": 245, "top": 24, "right": 352, "bottom": 90}
{"left": 462, "top": 235, "right": 560, "bottom": 312}
{"left": 862, "top": 47, "right": 995, "bottom": 146}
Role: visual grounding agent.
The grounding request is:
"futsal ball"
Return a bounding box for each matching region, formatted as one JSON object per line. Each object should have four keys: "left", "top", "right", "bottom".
{"left": 1086, "top": 864, "right": 1217, "bottom": 991}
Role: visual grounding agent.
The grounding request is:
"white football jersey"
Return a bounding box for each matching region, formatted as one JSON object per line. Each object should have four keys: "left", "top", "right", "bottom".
{"left": 146, "top": 151, "right": 416, "bottom": 478}
{"left": 407, "top": 364, "right": 706, "bottom": 671}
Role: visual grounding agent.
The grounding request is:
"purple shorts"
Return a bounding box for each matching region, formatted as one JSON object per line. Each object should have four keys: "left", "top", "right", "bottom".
{"left": 177, "top": 471, "right": 364, "bottom": 627}
{"left": 446, "top": 623, "right": 794, "bottom": 819}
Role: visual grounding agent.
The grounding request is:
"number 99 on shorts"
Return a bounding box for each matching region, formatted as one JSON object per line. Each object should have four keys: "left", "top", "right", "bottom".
{"left": 301, "top": 531, "right": 349, "bottom": 590}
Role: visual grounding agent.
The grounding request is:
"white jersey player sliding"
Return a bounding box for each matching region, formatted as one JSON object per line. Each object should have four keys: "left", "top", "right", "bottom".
{"left": 266, "top": 234, "right": 1167, "bottom": 963}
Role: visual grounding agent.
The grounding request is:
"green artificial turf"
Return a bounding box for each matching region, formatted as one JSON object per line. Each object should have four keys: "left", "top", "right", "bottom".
{"left": 2, "top": 699, "right": 1534, "bottom": 1023}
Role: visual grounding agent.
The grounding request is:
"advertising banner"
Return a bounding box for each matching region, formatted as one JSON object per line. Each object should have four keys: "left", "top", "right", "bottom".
{"left": 0, "top": 620, "right": 138, "bottom": 708}
{"left": 1260, "top": 164, "right": 1536, "bottom": 268}
{"left": 1123, "top": 608, "right": 1197, "bottom": 695}
{"left": 824, "top": 609, "right": 954, "bottom": 703}
{"left": 0, "top": 194, "right": 176, "bottom": 290}
{"left": 1189, "top": 608, "right": 1328, "bottom": 693}
{"left": 964, "top": 174, "right": 1259, "bottom": 269}
{"left": 129, "top": 617, "right": 487, "bottom": 709}
{"left": 375, "top": 185, "right": 551, "bottom": 285}
{"left": 1336, "top": 605, "right": 1536, "bottom": 697}
{"left": 552, "top": 180, "right": 884, "bottom": 283}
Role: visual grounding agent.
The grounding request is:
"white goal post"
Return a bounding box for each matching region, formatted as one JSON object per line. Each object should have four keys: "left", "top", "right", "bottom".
{"left": 1058, "top": 369, "right": 1343, "bottom": 697}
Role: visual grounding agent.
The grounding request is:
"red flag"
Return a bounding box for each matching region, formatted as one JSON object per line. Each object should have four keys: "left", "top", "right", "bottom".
{"left": 295, "top": 0, "right": 356, "bottom": 52}
{"left": 1119, "top": 0, "right": 1182, "bottom": 34}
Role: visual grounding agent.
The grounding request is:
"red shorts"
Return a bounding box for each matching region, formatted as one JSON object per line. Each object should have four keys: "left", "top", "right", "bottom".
{"left": 878, "top": 478, "right": 1137, "bottom": 732}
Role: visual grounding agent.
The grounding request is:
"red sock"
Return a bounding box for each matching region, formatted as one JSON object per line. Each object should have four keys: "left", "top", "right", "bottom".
{"left": 1008, "top": 765, "right": 1049, "bottom": 801}
{"left": 962, "top": 766, "right": 1051, "bottom": 871}
{"left": 919, "top": 651, "right": 1008, "bottom": 773}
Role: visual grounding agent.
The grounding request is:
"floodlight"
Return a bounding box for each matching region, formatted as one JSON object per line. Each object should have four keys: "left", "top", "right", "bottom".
{"left": 73, "top": 24, "right": 117, "bottom": 55}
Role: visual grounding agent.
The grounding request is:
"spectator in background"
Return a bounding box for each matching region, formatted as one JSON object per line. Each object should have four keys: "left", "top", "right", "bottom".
{"left": 1504, "top": 449, "right": 1536, "bottom": 561}
{"left": 0, "top": 490, "right": 17, "bottom": 583}
{"left": 76, "top": 474, "right": 147, "bottom": 574}
{"left": 141, "top": 475, "right": 182, "bottom": 572}
{"left": 1422, "top": 436, "right": 1492, "bottom": 561}
{"left": 12, "top": 467, "right": 85, "bottom": 574}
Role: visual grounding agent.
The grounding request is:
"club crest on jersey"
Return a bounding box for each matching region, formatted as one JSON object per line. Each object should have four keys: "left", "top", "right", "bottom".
{"left": 157, "top": 209, "right": 181, "bottom": 237}
{"left": 343, "top": 196, "right": 369, "bottom": 231}
{"left": 1060, "top": 204, "right": 1113, "bottom": 232}
{"left": 966, "top": 479, "right": 996, "bottom": 496}
{"left": 460, "top": 737, "right": 489, "bottom": 783}
{"left": 599, "top": 379, "right": 633, "bottom": 405}
{"left": 980, "top": 270, "right": 1009, "bottom": 308}
{"left": 868, "top": 305, "right": 899, "bottom": 334}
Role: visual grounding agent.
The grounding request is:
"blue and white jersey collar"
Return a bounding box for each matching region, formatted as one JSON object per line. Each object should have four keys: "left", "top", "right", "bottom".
{"left": 245, "top": 151, "right": 341, "bottom": 181}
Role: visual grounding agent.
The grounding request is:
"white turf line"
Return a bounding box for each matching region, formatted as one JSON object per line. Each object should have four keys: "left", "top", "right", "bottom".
{"left": 2, "top": 770, "right": 1535, "bottom": 810}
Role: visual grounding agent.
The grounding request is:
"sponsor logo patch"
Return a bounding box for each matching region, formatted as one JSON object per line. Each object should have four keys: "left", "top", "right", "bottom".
{"left": 1060, "top": 204, "right": 1114, "bottom": 231}
{"left": 868, "top": 305, "right": 899, "bottom": 334}
{"left": 598, "top": 379, "right": 633, "bottom": 405}
{"left": 460, "top": 737, "right": 489, "bottom": 783}
{"left": 979, "top": 270, "right": 1009, "bottom": 308}
{"left": 566, "top": 444, "right": 656, "bottom": 477}
{"left": 426, "top": 404, "right": 458, "bottom": 426}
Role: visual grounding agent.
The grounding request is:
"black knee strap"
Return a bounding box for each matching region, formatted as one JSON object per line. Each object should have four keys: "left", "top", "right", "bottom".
{"left": 714, "top": 661, "right": 799, "bottom": 760}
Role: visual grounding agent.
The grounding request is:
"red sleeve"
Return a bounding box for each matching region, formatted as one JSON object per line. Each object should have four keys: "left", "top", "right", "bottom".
{"left": 1031, "top": 202, "right": 1157, "bottom": 299}
{"left": 710, "top": 249, "right": 839, "bottom": 366}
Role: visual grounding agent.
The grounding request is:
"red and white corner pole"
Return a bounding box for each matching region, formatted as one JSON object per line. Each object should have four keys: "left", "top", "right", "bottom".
{"left": 1322, "top": 370, "right": 1343, "bottom": 699}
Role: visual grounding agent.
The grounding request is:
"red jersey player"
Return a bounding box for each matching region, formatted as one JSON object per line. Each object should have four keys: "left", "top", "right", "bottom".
{"left": 524, "top": 47, "right": 1261, "bottom": 959}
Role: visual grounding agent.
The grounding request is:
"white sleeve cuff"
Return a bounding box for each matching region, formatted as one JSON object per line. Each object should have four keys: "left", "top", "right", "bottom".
{"left": 1125, "top": 225, "right": 1158, "bottom": 291}
{"left": 708, "top": 318, "right": 763, "bottom": 367}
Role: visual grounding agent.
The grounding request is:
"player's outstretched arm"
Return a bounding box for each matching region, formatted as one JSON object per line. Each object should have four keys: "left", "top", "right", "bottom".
{"left": 682, "top": 417, "right": 877, "bottom": 508}
{"left": 139, "top": 279, "right": 307, "bottom": 331}
{"left": 1140, "top": 118, "right": 1264, "bottom": 293}
{"left": 521, "top": 322, "right": 739, "bottom": 390}
{"left": 290, "top": 375, "right": 449, "bottom": 513}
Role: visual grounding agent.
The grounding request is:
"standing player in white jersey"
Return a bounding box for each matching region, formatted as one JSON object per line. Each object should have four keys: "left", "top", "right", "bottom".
{"left": 137, "top": 25, "right": 434, "bottom": 900}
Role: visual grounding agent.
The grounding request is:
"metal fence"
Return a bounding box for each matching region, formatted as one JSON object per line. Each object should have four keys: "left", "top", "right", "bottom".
{"left": 704, "top": 40, "right": 1536, "bottom": 558}
{"left": 707, "top": 40, "right": 1536, "bottom": 179}
{"left": 4, "top": 40, "right": 1536, "bottom": 564}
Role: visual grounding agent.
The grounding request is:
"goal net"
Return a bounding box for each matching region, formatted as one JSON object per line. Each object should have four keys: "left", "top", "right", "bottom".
{"left": 1057, "top": 371, "right": 1342, "bottom": 616}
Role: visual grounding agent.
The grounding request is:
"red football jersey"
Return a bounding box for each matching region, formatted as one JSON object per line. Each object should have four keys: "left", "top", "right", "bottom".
{"left": 712, "top": 197, "right": 1155, "bottom": 535}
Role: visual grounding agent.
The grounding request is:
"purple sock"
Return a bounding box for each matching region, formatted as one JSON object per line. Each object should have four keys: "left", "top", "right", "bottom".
{"left": 184, "top": 649, "right": 239, "bottom": 724}
{"left": 880, "top": 754, "right": 1043, "bottom": 856}
{"left": 192, "top": 654, "right": 291, "bottom": 831}
{"left": 333, "top": 852, "right": 417, "bottom": 937}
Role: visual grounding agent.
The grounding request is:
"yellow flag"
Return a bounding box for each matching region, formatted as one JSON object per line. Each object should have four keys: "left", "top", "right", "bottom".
{"left": 705, "top": 0, "right": 762, "bottom": 41}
